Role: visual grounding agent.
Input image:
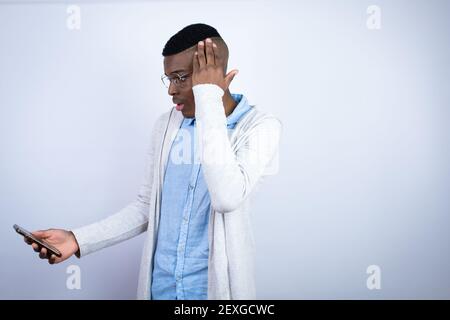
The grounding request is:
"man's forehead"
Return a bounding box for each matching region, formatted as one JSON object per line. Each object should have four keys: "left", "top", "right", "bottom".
{"left": 163, "top": 49, "right": 194, "bottom": 75}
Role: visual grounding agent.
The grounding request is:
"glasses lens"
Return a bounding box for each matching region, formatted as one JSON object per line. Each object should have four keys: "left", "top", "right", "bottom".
{"left": 162, "top": 76, "right": 170, "bottom": 88}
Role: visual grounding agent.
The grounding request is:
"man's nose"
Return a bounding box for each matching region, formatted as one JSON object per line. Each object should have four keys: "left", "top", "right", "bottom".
{"left": 168, "top": 82, "right": 178, "bottom": 95}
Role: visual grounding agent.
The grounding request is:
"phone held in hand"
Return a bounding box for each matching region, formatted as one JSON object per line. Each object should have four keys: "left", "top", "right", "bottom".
{"left": 13, "top": 224, "right": 62, "bottom": 257}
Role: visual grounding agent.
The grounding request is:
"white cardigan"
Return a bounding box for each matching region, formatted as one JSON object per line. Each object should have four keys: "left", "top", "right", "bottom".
{"left": 71, "top": 84, "right": 282, "bottom": 299}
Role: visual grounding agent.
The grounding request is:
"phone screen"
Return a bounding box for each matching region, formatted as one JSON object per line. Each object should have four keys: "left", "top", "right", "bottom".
{"left": 13, "top": 224, "right": 62, "bottom": 257}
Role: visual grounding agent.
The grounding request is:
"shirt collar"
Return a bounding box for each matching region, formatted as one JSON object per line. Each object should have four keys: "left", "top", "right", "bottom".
{"left": 182, "top": 93, "right": 251, "bottom": 127}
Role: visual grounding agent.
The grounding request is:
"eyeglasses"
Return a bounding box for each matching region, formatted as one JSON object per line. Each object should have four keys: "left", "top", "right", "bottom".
{"left": 161, "top": 72, "right": 192, "bottom": 89}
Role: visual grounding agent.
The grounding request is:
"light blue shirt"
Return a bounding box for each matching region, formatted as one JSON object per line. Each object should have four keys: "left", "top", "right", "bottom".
{"left": 151, "top": 93, "right": 252, "bottom": 300}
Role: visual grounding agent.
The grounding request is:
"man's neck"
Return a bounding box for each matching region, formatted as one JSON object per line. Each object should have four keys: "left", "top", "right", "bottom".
{"left": 223, "top": 89, "right": 237, "bottom": 117}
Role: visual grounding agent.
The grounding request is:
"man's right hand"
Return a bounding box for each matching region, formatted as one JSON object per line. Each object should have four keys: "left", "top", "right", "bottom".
{"left": 24, "top": 229, "right": 80, "bottom": 264}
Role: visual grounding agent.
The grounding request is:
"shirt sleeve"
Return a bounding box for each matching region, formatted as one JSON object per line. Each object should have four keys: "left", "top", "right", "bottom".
{"left": 193, "top": 84, "right": 282, "bottom": 213}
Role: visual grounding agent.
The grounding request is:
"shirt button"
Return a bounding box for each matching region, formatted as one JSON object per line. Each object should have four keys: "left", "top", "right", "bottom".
{"left": 189, "top": 184, "right": 194, "bottom": 190}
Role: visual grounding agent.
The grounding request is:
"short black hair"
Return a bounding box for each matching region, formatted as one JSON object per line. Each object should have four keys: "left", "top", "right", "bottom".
{"left": 162, "top": 23, "right": 222, "bottom": 57}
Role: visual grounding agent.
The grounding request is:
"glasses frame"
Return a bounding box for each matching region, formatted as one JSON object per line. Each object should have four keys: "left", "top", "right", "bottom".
{"left": 161, "top": 72, "right": 192, "bottom": 89}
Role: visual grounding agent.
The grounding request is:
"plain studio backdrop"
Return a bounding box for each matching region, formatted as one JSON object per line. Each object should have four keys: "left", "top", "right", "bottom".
{"left": 0, "top": 0, "right": 449, "bottom": 299}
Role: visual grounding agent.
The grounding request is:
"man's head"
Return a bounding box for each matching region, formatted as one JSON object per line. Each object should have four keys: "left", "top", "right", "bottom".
{"left": 162, "top": 23, "right": 229, "bottom": 118}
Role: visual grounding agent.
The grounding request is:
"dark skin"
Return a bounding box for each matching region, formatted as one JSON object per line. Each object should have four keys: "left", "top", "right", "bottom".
{"left": 24, "top": 39, "right": 241, "bottom": 264}
{"left": 22, "top": 38, "right": 240, "bottom": 265}
{"left": 163, "top": 37, "right": 239, "bottom": 118}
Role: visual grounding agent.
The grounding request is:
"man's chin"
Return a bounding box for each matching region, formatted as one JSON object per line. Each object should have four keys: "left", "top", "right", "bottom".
{"left": 180, "top": 106, "right": 195, "bottom": 118}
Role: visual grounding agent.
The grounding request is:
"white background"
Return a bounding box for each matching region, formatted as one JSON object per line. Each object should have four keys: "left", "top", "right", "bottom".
{"left": 1, "top": 0, "right": 449, "bottom": 299}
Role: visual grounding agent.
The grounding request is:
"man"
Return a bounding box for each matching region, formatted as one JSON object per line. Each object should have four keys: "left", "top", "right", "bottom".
{"left": 24, "top": 23, "right": 281, "bottom": 300}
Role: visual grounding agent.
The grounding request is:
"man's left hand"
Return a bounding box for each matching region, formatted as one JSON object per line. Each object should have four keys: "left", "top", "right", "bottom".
{"left": 192, "top": 38, "right": 239, "bottom": 92}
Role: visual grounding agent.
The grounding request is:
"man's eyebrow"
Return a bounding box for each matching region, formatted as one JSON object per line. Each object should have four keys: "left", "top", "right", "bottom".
{"left": 165, "top": 69, "right": 187, "bottom": 76}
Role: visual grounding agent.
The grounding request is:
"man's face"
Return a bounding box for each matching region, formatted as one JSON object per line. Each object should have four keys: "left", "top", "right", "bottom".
{"left": 163, "top": 48, "right": 196, "bottom": 118}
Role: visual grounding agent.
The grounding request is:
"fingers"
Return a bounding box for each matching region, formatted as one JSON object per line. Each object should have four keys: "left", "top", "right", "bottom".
{"left": 193, "top": 37, "right": 237, "bottom": 90}
{"left": 24, "top": 236, "right": 33, "bottom": 245}
{"left": 212, "top": 41, "right": 222, "bottom": 67}
{"left": 32, "top": 230, "right": 48, "bottom": 239}
{"left": 196, "top": 38, "right": 220, "bottom": 69}
{"left": 25, "top": 234, "right": 59, "bottom": 264}
{"left": 197, "top": 41, "right": 206, "bottom": 68}
{"left": 224, "top": 69, "right": 239, "bottom": 89}
{"left": 39, "top": 247, "right": 48, "bottom": 259}
{"left": 32, "top": 230, "right": 45, "bottom": 237}
{"left": 205, "top": 38, "right": 215, "bottom": 66}
{"left": 31, "top": 244, "right": 58, "bottom": 264}
{"left": 193, "top": 50, "right": 199, "bottom": 73}
{"left": 49, "top": 254, "right": 57, "bottom": 265}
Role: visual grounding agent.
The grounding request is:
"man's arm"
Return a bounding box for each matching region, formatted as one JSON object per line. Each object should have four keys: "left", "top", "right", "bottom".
{"left": 25, "top": 150, "right": 154, "bottom": 263}
{"left": 191, "top": 38, "right": 281, "bottom": 213}
{"left": 194, "top": 84, "right": 281, "bottom": 213}
{"left": 25, "top": 113, "right": 168, "bottom": 263}
{"left": 70, "top": 141, "right": 154, "bottom": 257}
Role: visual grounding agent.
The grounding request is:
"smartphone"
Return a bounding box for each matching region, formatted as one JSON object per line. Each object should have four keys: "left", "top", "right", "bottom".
{"left": 13, "top": 224, "right": 62, "bottom": 258}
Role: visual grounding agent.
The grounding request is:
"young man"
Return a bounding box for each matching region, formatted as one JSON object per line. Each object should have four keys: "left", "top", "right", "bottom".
{"left": 24, "top": 24, "right": 282, "bottom": 300}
